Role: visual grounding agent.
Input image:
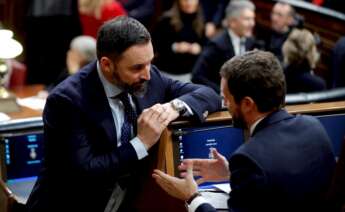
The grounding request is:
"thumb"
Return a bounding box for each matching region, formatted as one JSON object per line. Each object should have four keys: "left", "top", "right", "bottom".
{"left": 211, "top": 148, "right": 223, "bottom": 160}
{"left": 186, "top": 161, "right": 194, "bottom": 181}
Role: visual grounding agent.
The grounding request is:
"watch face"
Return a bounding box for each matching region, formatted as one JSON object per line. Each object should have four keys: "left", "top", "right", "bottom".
{"left": 172, "top": 99, "right": 186, "bottom": 114}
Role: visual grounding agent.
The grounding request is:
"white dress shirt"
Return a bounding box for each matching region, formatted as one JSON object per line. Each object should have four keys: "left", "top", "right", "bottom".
{"left": 228, "top": 29, "right": 246, "bottom": 56}
{"left": 97, "top": 62, "right": 148, "bottom": 160}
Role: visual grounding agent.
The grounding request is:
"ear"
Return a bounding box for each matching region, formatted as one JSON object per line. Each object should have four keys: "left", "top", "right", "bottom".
{"left": 99, "top": 56, "right": 112, "bottom": 74}
{"left": 240, "top": 96, "right": 256, "bottom": 114}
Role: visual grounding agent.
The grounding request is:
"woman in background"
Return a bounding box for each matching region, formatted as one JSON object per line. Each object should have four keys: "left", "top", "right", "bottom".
{"left": 282, "top": 28, "right": 326, "bottom": 93}
{"left": 153, "top": 0, "right": 206, "bottom": 82}
{"left": 79, "top": 0, "right": 126, "bottom": 38}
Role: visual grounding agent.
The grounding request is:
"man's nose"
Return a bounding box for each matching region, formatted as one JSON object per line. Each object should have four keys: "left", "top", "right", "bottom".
{"left": 141, "top": 65, "right": 150, "bottom": 80}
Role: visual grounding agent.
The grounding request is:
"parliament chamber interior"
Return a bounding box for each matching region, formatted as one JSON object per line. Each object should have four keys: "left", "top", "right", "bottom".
{"left": 0, "top": 0, "right": 345, "bottom": 211}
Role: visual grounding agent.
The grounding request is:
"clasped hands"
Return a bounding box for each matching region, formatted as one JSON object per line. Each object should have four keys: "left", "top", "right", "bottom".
{"left": 153, "top": 148, "right": 231, "bottom": 201}
{"left": 137, "top": 102, "right": 179, "bottom": 150}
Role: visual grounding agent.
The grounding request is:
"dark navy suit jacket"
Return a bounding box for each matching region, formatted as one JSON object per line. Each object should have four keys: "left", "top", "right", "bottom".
{"left": 191, "top": 31, "right": 255, "bottom": 93}
{"left": 196, "top": 110, "right": 335, "bottom": 212}
{"left": 26, "top": 62, "right": 221, "bottom": 211}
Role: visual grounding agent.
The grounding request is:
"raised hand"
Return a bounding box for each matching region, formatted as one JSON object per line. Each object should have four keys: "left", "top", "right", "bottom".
{"left": 137, "top": 104, "right": 170, "bottom": 150}
{"left": 179, "top": 148, "right": 230, "bottom": 185}
{"left": 152, "top": 161, "right": 198, "bottom": 201}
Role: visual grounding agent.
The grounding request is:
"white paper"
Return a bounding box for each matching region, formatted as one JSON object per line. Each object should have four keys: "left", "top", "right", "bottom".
{"left": 0, "top": 112, "right": 10, "bottom": 122}
{"left": 17, "top": 97, "right": 46, "bottom": 110}
{"left": 213, "top": 183, "right": 231, "bottom": 193}
{"left": 200, "top": 191, "right": 229, "bottom": 210}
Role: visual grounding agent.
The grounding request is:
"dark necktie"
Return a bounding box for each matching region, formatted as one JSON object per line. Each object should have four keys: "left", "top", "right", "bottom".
{"left": 118, "top": 92, "right": 137, "bottom": 145}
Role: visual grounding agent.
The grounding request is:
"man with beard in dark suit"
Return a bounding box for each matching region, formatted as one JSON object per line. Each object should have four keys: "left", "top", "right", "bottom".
{"left": 154, "top": 50, "right": 335, "bottom": 212}
{"left": 26, "top": 16, "right": 221, "bottom": 212}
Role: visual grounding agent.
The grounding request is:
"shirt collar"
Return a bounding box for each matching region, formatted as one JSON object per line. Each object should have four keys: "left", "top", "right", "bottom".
{"left": 97, "top": 61, "right": 122, "bottom": 98}
{"left": 249, "top": 116, "right": 266, "bottom": 136}
{"left": 228, "top": 29, "right": 241, "bottom": 44}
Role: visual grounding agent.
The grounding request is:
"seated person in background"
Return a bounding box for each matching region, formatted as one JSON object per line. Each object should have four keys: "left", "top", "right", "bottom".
{"left": 282, "top": 28, "right": 326, "bottom": 93}
{"left": 79, "top": 0, "right": 126, "bottom": 38}
{"left": 118, "top": 0, "right": 155, "bottom": 28}
{"left": 261, "top": 2, "right": 296, "bottom": 62}
{"left": 46, "top": 35, "right": 97, "bottom": 91}
{"left": 200, "top": 0, "right": 230, "bottom": 38}
{"left": 153, "top": 50, "right": 336, "bottom": 212}
{"left": 153, "top": 0, "right": 206, "bottom": 82}
{"left": 26, "top": 16, "right": 221, "bottom": 212}
{"left": 331, "top": 36, "right": 345, "bottom": 88}
{"left": 191, "top": 0, "right": 257, "bottom": 93}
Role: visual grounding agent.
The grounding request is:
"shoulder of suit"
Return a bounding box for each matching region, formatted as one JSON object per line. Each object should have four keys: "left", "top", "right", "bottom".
{"left": 48, "top": 63, "right": 96, "bottom": 102}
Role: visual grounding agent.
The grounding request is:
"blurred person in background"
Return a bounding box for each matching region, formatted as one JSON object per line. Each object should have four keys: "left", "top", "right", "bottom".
{"left": 282, "top": 28, "right": 326, "bottom": 93}
{"left": 26, "top": 0, "right": 81, "bottom": 85}
{"left": 118, "top": 0, "right": 155, "bottom": 28}
{"left": 192, "top": 0, "right": 257, "bottom": 93}
{"left": 46, "top": 35, "right": 97, "bottom": 91}
{"left": 153, "top": 0, "right": 206, "bottom": 82}
{"left": 265, "top": 2, "right": 296, "bottom": 62}
{"left": 79, "top": 0, "right": 126, "bottom": 38}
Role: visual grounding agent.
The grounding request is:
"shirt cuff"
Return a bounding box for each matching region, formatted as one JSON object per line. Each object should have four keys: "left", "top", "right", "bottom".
{"left": 188, "top": 196, "right": 208, "bottom": 212}
{"left": 179, "top": 100, "right": 193, "bottom": 117}
{"left": 130, "top": 136, "right": 148, "bottom": 160}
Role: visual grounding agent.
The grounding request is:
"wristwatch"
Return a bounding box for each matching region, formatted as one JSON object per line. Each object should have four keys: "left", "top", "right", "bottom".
{"left": 170, "top": 99, "right": 187, "bottom": 115}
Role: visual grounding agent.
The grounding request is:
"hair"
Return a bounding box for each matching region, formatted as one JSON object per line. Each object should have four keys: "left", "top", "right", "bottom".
{"left": 70, "top": 35, "right": 97, "bottom": 64}
{"left": 168, "top": 0, "right": 204, "bottom": 37}
{"left": 220, "top": 50, "right": 286, "bottom": 112}
{"left": 96, "top": 16, "right": 151, "bottom": 60}
{"left": 275, "top": 2, "right": 296, "bottom": 18}
{"left": 282, "top": 28, "right": 320, "bottom": 68}
{"left": 225, "top": 0, "right": 255, "bottom": 19}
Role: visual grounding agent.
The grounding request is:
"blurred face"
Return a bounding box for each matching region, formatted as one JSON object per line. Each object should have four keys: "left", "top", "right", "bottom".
{"left": 271, "top": 3, "right": 293, "bottom": 33}
{"left": 179, "top": 0, "right": 199, "bottom": 14}
{"left": 101, "top": 42, "right": 153, "bottom": 96}
{"left": 229, "top": 9, "right": 255, "bottom": 37}
{"left": 221, "top": 78, "right": 247, "bottom": 128}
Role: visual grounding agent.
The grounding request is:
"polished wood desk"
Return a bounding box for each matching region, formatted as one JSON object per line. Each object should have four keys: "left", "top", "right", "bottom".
{"left": 5, "top": 85, "right": 44, "bottom": 120}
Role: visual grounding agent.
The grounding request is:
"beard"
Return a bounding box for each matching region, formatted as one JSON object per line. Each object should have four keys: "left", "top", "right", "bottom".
{"left": 128, "top": 79, "right": 148, "bottom": 97}
{"left": 231, "top": 109, "right": 247, "bottom": 129}
{"left": 112, "top": 70, "right": 148, "bottom": 97}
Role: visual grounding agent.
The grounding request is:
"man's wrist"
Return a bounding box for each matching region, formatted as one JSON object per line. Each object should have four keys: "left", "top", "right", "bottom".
{"left": 186, "top": 192, "right": 202, "bottom": 205}
{"left": 170, "top": 99, "right": 187, "bottom": 116}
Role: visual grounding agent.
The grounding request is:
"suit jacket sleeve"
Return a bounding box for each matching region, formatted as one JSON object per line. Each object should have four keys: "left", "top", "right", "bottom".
{"left": 43, "top": 93, "right": 139, "bottom": 185}
{"left": 154, "top": 67, "right": 222, "bottom": 122}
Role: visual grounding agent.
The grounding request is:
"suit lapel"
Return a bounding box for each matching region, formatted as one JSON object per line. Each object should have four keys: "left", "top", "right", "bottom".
{"left": 222, "top": 31, "right": 235, "bottom": 58}
{"left": 83, "top": 62, "right": 117, "bottom": 145}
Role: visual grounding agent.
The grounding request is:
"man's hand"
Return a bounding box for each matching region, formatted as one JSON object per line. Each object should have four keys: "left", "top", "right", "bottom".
{"left": 137, "top": 104, "right": 170, "bottom": 150}
{"left": 179, "top": 148, "right": 230, "bottom": 184}
{"left": 162, "top": 102, "right": 180, "bottom": 122}
{"left": 205, "top": 22, "right": 216, "bottom": 38}
{"left": 153, "top": 161, "right": 198, "bottom": 201}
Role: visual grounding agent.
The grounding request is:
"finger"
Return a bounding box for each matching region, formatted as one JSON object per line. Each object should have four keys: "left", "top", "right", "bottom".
{"left": 196, "top": 177, "right": 205, "bottom": 185}
{"left": 138, "top": 108, "right": 155, "bottom": 121}
{"left": 180, "top": 170, "right": 201, "bottom": 178}
{"left": 186, "top": 162, "right": 195, "bottom": 181}
{"left": 212, "top": 148, "right": 226, "bottom": 161}
{"left": 153, "top": 169, "right": 176, "bottom": 183}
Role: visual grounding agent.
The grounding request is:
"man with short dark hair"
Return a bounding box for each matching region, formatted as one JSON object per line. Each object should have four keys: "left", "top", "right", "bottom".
{"left": 153, "top": 50, "right": 335, "bottom": 212}
{"left": 26, "top": 16, "right": 221, "bottom": 211}
{"left": 265, "top": 2, "right": 296, "bottom": 62}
